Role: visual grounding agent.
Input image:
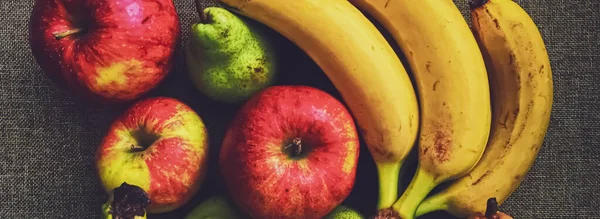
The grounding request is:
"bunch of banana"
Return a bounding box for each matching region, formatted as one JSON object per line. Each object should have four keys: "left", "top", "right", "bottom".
{"left": 217, "top": 0, "right": 552, "bottom": 218}
{"left": 348, "top": 0, "right": 492, "bottom": 218}
{"left": 415, "top": 0, "right": 554, "bottom": 217}
{"left": 218, "top": 0, "right": 420, "bottom": 211}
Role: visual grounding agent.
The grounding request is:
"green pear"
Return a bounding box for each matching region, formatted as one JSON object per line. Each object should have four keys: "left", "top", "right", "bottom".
{"left": 185, "top": 7, "right": 277, "bottom": 104}
{"left": 324, "top": 205, "right": 365, "bottom": 219}
{"left": 184, "top": 195, "right": 242, "bottom": 219}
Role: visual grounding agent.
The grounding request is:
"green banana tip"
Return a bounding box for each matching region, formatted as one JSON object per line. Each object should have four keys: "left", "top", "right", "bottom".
{"left": 469, "top": 0, "right": 489, "bottom": 10}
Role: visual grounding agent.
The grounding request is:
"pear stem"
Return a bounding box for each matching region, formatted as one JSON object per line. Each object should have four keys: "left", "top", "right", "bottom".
{"left": 194, "top": 0, "right": 204, "bottom": 18}
{"left": 392, "top": 167, "right": 438, "bottom": 219}
{"left": 376, "top": 162, "right": 402, "bottom": 210}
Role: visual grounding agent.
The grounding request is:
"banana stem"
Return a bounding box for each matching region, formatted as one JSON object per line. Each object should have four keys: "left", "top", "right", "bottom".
{"left": 414, "top": 193, "right": 450, "bottom": 217}
{"left": 376, "top": 162, "right": 402, "bottom": 210}
{"left": 392, "top": 167, "right": 438, "bottom": 219}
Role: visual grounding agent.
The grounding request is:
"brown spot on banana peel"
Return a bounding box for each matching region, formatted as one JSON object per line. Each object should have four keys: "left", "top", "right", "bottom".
{"left": 539, "top": 65, "right": 545, "bottom": 75}
{"left": 499, "top": 111, "right": 509, "bottom": 129}
{"left": 370, "top": 143, "right": 396, "bottom": 161}
{"left": 504, "top": 100, "right": 534, "bottom": 150}
{"left": 511, "top": 22, "right": 524, "bottom": 32}
{"left": 384, "top": 0, "right": 391, "bottom": 8}
{"left": 433, "top": 79, "right": 440, "bottom": 91}
{"left": 508, "top": 52, "right": 516, "bottom": 65}
{"left": 532, "top": 142, "right": 542, "bottom": 151}
{"left": 471, "top": 12, "right": 482, "bottom": 36}
{"left": 492, "top": 18, "right": 500, "bottom": 30}
{"left": 359, "top": 127, "right": 394, "bottom": 160}
{"left": 471, "top": 169, "right": 492, "bottom": 186}
{"left": 426, "top": 61, "right": 432, "bottom": 73}
{"left": 528, "top": 71, "right": 534, "bottom": 81}
{"left": 525, "top": 43, "right": 535, "bottom": 61}
{"left": 482, "top": 7, "right": 501, "bottom": 30}
{"left": 512, "top": 107, "right": 520, "bottom": 121}
{"left": 514, "top": 174, "right": 522, "bottom": 182}
{"left": 432, "top": 126, "right": 453, "bottom": 163}
{"left": 516, "top": 70, "right": 522, "bottom": 91}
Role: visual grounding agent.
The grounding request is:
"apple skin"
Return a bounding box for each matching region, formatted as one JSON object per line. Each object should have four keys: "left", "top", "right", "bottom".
{"left": 95, "top": 97, "right": 209, "bottom": 213}
{"left": 29, "top": 0, "right": 180, "bottom": 103}
{"left": 220, "top": 85, "right": 360, "bottom": 219}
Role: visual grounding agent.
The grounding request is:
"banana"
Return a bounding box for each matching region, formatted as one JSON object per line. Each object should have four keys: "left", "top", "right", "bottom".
{"left": 415, "top": 0, "right": 554, "bottom": 217}
{"left": 347, "top": 0, "right": 492, "bottom": 218}
{"left": 218, "top": 0, "right": 420, "bottom": 211}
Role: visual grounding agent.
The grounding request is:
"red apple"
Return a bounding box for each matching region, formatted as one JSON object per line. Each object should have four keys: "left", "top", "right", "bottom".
{"left": 220, "top": 85, "right": 360, "bottom": 219}
{"left": 95, "top": 97, "right": 209, "bottom": 213}
{"left": 29, "top": 0, "right": 180, "bottom": 103}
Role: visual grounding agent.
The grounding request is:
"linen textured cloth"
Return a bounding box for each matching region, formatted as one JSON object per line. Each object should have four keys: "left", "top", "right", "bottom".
{"left": 1, "top": 0, "right": 598, "bottom": 218}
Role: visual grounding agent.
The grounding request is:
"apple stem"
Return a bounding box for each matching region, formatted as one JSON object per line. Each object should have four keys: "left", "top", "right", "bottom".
{"left": 52, "top": 28, "right": 84, "bottom": 40}
{"left": 284, "top": 138, "right": 303, "bottom": 157}
{"left": 293, "top": 138, "right": 302, "bottom": 156}
{"left": 130, "top": 144, "right": 146, "bottom": 152}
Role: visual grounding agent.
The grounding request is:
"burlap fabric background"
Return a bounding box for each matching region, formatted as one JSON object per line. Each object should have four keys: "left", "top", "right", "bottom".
{"left": 1, "top": 0, "right": 598, "bottom": 218}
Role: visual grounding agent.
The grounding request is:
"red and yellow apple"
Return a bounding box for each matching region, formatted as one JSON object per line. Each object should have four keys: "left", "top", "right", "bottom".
{"left": 29, "top": 0, "right": 180, "bottom": 103}
{"left": 95, "top": 97, "right": 209, "bottom": 213}
{"left": 220, "top": 85, "right": 360, "bottom": 219}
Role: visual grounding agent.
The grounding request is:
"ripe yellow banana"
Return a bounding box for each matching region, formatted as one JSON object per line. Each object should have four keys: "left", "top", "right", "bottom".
{"left": 218, "top": 0, "right": 420, "bottom": 212}
{"left": 347, "top": 0, "right": 492, "bottom": 218}
{"left": 415, "top": 0, "right": 554, "bottom": 217}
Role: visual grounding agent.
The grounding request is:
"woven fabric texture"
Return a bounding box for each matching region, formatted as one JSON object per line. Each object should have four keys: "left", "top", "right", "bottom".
{"left": 1, "top": 0, "right": 598, "bottom": 218}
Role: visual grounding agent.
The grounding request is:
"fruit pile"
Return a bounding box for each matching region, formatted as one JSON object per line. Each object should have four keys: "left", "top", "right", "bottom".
{"left": 28, "top": 0, "right": 553, "bottom": 218}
